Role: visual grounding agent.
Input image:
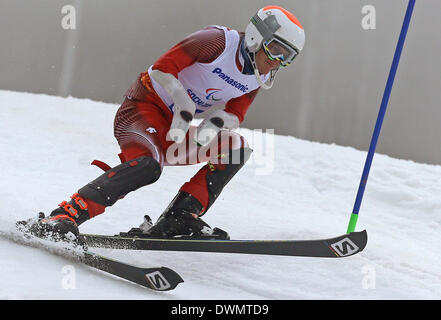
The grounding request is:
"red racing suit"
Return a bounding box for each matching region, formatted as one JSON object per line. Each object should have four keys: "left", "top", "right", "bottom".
{"left": 112, "top": 26, "right": 260, "bottom": 213}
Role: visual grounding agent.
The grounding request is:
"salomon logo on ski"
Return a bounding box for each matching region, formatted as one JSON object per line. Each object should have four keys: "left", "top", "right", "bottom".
{"left": 330, "top": 237, "right": 359, "bottom": 256}
{"left": 145, "top": 271, "right": 172, "bottom": 290}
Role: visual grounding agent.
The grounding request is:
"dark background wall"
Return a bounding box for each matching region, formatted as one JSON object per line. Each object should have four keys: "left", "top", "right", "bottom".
{"left": 1, "top": 0, "right": 440, "bottom": 164}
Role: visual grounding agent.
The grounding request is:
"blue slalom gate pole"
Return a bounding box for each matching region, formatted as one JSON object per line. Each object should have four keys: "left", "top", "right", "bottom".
{"left": 347, "top": 0, "right": 416, "bottom": 233}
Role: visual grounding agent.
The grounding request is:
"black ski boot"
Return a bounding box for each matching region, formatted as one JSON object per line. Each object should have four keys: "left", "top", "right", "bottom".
{"left": 123, "top": 192, "right": 229, "bottom": 240}
{"left": 16, "top": 212, "right": 80, "bottom": 242}
{"left": 16, "top": 194, "right": 90, "bottom": 243}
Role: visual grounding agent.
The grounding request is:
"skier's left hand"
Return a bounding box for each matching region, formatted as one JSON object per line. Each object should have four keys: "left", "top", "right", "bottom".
{"left": 195, "top": 110, "right": 239, "bottom": 147}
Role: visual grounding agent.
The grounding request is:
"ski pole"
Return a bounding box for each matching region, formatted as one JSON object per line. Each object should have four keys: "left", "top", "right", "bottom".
{"left": 346, "top": 0, "right": 416, "bottom": 233}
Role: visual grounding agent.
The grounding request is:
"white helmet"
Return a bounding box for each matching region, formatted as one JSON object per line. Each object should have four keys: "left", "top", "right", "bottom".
{"left": 245, "top": 6, "right": 305, "bottom": 89}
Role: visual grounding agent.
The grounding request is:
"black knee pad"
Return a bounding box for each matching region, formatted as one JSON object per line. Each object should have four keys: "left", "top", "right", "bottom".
{"left": 78, "top": 156, "right": 161, "bottom": 207}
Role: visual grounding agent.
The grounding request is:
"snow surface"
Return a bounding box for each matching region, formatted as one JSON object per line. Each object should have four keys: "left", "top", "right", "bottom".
{"left": 0, "top": 90, "right": 440, "bottom": 300}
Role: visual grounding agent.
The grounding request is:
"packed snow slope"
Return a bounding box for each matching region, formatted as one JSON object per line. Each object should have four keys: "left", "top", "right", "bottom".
{"left": 0, "top": 90, "right": 440, "bottom": 299}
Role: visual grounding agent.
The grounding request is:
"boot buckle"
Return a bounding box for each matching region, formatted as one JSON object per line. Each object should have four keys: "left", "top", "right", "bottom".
{"left": 58, "top": 201, "right": 79, "bottom": 218}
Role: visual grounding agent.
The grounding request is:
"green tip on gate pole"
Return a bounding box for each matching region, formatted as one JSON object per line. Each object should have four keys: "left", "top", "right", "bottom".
{"left": 346, "top": 213, "right": 359, "bottom": 234}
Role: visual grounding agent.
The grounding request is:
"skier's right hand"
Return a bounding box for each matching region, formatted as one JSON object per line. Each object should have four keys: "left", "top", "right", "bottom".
{"left": 149, "top": 69, "right": 196, "bottom": 144}
{"left": 168, "top": 107, "right": 194, "bottom": 144}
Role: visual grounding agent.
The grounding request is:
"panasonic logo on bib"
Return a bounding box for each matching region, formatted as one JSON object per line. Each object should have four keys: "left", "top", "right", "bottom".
{"left": 212, "top": 68, "right": 249, "bottom": 92}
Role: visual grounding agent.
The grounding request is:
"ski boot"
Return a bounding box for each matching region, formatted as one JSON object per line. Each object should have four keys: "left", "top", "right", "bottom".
{"left": 16, "top": 194, "right": 90, "bottom": 244}
{"left": 122, "top": 192, "right": 229, "bottom": 240}
{"left": 16, "top": 212, "right": 80, "bottom": 243}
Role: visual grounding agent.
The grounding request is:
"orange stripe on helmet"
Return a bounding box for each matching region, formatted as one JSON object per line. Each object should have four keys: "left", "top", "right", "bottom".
{"left": 263, "top": 5, "right": 304, "bottom": 30}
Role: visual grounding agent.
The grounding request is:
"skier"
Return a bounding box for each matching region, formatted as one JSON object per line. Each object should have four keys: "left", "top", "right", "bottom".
{"left": 18, "top": 6, "right": 305, "bottom": 241}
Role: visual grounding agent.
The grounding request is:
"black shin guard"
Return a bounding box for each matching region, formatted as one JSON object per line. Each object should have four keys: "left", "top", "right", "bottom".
{"left": 204, "top": 147, "right": 253, "bottom": 214}
{"left": 78, "top": 156, "right": 161, "bottom": 207}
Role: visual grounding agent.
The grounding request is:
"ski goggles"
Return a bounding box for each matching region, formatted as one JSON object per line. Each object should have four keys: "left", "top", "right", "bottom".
{"left": 262, "top": 38, "right": 299, "bottom": 67}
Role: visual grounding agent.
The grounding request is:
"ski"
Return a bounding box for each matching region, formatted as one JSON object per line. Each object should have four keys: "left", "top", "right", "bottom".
{"left": 80, "top": 230, "right": 368, "bottom": 258}
{"left": 0, "top": 229, "right": 184, "bottom": 291}
{"left": 80, "top": 251, "right": 183, "bottom": 291}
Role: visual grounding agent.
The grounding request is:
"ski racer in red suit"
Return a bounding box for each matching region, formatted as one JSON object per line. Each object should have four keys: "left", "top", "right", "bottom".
{"left": 18, "top": 6, "right": 306, "bottom": 240}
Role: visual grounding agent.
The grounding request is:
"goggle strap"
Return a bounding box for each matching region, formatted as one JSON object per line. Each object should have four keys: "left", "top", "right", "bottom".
{"left": 251, "top": 14, "right": 281, "bottom": 42}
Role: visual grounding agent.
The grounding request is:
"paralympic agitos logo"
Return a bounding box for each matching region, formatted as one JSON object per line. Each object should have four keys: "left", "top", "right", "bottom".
{"left": 205, "top": 88, "right": 222, "bottom": 101}
{"left": 186, "top": 88, "right": 223, "bottom": 110}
